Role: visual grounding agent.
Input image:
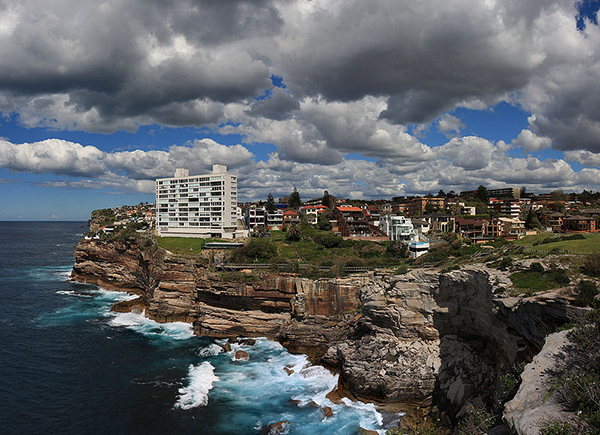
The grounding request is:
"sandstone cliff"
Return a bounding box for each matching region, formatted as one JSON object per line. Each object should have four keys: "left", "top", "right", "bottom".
{"left": 71, "top": 238, "right": 586, "bottom": 430}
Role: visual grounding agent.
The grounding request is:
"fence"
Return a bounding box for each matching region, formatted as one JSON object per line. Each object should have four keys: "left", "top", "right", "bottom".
{"left": 216, "top": 263, "right": 379, "bottom": 273}
{"left": 526, "top": 248, "right": 597, "bottom": 255}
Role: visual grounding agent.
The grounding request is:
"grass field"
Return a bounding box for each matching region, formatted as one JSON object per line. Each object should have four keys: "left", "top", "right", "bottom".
{"left": 156, "top": 237, "right": 205, "bottom": 255}
{"left": 516, "top": 233, "right": 600, "bottom": 254}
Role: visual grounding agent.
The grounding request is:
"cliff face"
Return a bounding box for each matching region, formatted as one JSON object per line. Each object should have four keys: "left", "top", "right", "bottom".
{"left": 71, "top": 239, "right": 585, "bottom": 428}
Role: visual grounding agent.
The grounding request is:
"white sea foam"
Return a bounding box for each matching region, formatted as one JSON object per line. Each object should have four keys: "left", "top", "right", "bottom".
{"left": 199, "top": 343, "right": 223, "bottom": 357}
{"left": 108, "top": 310, "right": 194, "bottom": 340}
{"left": 341, "top": 398, "right": 385, "bottom": 430}
{"left": 55, "top": 290, "right": 93, "bottom": 298}
{"left": 175, "top": 362, "right": 219, "bottom": 409}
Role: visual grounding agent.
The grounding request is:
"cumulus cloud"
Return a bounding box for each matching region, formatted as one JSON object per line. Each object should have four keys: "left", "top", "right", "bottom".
{"left": 437, "top": 114, "right": 466, "bottom": 138}
{"left": 1, "top": 136, "right": 598, "bottom": 200}
{"left": 564, "top": 150, "right": 600, "bottom": 167}
{"left": 0, "top": 0, "right": 599, "bottom": 198}
{"left": 435, "top": 137, "right": 496, "bottom": 170}
{"left": 512, "top": 129, "right": 552, "bottom": 152}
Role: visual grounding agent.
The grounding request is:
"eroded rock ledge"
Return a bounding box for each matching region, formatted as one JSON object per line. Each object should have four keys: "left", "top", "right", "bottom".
{"left": 71, "top": 239, "right": 586, "bottom": 429}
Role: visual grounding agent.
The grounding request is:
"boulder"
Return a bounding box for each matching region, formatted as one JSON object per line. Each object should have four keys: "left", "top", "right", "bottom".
{"left": 235, "top": 350, "right": 249, "bottom": 361}
{"left": 504, "top": 330, "right": 575, "bottom": 434}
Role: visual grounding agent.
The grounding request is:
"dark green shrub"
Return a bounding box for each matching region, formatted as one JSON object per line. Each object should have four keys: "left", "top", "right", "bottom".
{"left": 386, "top": 241, "right": 408, "bottom": 258}
{"left": 230, "top": 238, "right": 277, "bottom": 263}
{"left": 498, "top": 256, "right": 513, "bottom": 270}
{"left": 583, "top": 253, "right": 600, "bottom": 277}
{"left": 550, "top": 267, "right": 571, "bottom": 286}
{"left": 312, "top": 232, "right": 342, "bottom": 248}
{"left": 395, "top": 264, "right": 408, "bottom": 275}
{"left": 574, "top": 280, "right": 599, "bottom": 307}
{"left": 540, "top": 421, "right": 575, "bottom": 435}
{"left": 530, "top": 262, "right": 545, "bottom": 273}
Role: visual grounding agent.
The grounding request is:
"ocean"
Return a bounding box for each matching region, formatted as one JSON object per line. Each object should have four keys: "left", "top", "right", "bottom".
{"left": 0, "top": 222, "right": 390, "bottom": 434}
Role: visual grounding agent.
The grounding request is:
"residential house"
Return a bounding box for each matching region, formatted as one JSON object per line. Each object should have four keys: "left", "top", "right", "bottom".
{"left": 428, "top": 213, "right": 455, "bottom": 233}
{"left": 245, "top": 206, "right": 266, "bottom": 230}
{"left": 266, "top": 209, "right": 283, "bottom": 230}
{"left": 563, "top": 215, "right": 597, "bottom": 233}
{"left": 498, "top": 217, "right": 526, "bottom": 240}
{"left": 282, "top": 210, "right": 301, "bottom": 226}
{"left": 454, "top": 218, "right": 499, "bottom": 243}
{"left": 380, "top": 215, "right": 419, "bottom": 241}
{"left": 412, "top": 218, "right": 430, "bottom": 234}
{"left": 333, "top": 206, "right": 387, "bottom": 239}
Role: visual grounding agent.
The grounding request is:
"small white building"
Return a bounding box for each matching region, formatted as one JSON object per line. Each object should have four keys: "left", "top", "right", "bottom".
{"left": 245, "top": 206, "right": 266, "bottom": 230}
{"left": 409, "top": 241, "right": 430, "bottom": 258}
{"left": 380, "top": 215, "right": 420, "bottom": 242}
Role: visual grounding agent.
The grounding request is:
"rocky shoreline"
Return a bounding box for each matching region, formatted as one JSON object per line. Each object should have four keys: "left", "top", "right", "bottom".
{"left": 71, "top": 238, "right": 588, "bottom": 432}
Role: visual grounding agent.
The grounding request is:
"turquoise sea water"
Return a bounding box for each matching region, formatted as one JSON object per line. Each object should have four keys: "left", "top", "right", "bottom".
{"left": 0, "top": 222, "right": 393, "bottom": 434}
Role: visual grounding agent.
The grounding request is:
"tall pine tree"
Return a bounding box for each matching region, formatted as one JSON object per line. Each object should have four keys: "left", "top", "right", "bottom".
{"left": 266, "top": 193, "right": 276, "bottom": 214}
{"left": 288, "top": 187, "right": 301, "bottom": 209}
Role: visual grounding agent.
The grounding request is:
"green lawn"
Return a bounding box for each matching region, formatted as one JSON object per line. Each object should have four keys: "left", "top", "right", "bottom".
{"left": 517, "top": 233, "right": 600, "bottom": 254}
{"left": 509, "top": 271, "right": 559, "bottom": 293}
{"left": 156, "top": 237, "right": 205, "bottom": 255}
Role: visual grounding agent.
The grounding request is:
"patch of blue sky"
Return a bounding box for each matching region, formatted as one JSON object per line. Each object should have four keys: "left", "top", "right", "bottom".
{"left": 344, "top": 153, "right": 377, "bottom": 162}
{"left": 0, "top": 173, "right": 152, "bottom": 220}
{"left": 576, "top": 0, "right": 600, "bottom": 30}
{"left": 450, "top": 102, "right": 529, "bottom": 144}
{"left": 242, "top": 142, "right": 278, "bottom": 162}
{"left": 271, "top": 75, "right": 286, "bottom": 88}
{"left": 409, "top": 102, "right": 530, "bottom": 150}
{"left": 0, "top": 115, "right": 255, "bottom": 155}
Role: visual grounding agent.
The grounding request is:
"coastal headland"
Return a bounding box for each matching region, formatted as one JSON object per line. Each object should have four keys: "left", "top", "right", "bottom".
{"left": 71, "top": 234, "right": 594, "bottom": 433}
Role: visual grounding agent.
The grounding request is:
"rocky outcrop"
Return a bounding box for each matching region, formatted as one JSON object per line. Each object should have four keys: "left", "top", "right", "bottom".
{"left": 503, "top": 330, "right": 575, "bottom": 434}
{"left": 72, "top": 239, "right": 149, "bottom": 293}
{"left": 71, "top": 239, "right": 586, "bottom": 430}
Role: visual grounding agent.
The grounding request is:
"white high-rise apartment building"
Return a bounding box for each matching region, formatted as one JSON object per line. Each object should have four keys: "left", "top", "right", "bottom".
{"left": 156, "top": 165, "right": 243, "bottom": 238}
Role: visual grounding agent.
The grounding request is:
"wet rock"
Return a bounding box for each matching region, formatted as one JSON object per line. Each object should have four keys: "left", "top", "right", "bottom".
{"left": 262, "top": 420, "right": 289, "bottom": 435}
{"left": 322, "top": 406, "right": 333, "bottom": 418}
{"left": 235, "top": 350, "right": 249, "bottom": 361}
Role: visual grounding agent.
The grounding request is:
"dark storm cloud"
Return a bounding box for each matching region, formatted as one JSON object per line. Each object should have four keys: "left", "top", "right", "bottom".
{"left": 246, "top": 87, "right": 300, "bottom": 120}
{"left": 0, "top": 0, "right": 277, "bottom": 128}
{"left": 0, "top": 0, "right": 599, "bottom": 167}
{"left": 277, "top": 0, "right": 541, "bottom": 124}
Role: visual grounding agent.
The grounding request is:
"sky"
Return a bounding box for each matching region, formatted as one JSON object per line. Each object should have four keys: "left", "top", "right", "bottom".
{"left": 0, "top": 0, "right": 600, "bottom": 220}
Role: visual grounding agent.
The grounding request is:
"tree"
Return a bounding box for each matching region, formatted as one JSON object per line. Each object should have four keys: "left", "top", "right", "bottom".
{"left": 520, "top": 186, "right": 527, "bottom": 198}
{"left": 525, "top": 209, "right": 541, "bottom": 229}
{"left": 550, "top": 189, "right": 567, "bottom": 201}
{"left": 266, "top": 193, "right": 276, "bottom": 214}
{"left": 286, "top": 223, "right": 301, "bottom": 241}
{"left": 424, "top": 201, "right": 440, "bottom": 215}
{"left": 322, "top": 190, "right": 334, "bottom": 209}
{"left": 437, "top": 190, "right": 446, "bottom": 198}
{"left": 288, "top": 187, "right": 301, "bottom": 209}
{"left": 476, "top": 185, "right": 489, "bottom": 203}
{"left": 317, "top": 214, "right": 332, "bottom": 230}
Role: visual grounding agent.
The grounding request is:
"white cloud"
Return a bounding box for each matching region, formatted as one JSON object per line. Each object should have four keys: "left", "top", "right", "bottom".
{"left": 437, "top": 114, "right": 466, "bottom": 137}
{"left": 512, "top": 129, "right": 552, "bottom": 152}
{"left": 564, "top": 150, "right": 600, "bottom": 167}
{"left": 435, "top": 136, "right": 496, "bottom": 170}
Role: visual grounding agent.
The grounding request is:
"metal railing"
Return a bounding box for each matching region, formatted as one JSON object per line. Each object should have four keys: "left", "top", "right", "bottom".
{"left": 215, "top": 263, "right": 380, "bottom": 273}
